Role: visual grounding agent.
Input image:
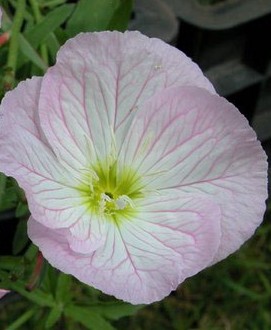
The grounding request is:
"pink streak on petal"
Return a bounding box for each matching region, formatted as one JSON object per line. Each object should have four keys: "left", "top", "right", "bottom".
{"left": 28, "top": 192, "right": 221, "bottom": 304}
{"left": 120, "top": 86, "right": 268, "bottom": 263}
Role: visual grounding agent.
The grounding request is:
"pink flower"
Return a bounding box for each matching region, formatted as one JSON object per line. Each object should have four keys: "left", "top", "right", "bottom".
{"left": 0, "top": 289, "right": 9, "bottom": 299}
{"left": 0, "top": 31, "right": 267, "bottom": 304}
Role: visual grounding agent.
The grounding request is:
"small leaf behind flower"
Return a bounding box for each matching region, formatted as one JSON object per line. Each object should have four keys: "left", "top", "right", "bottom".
{"left": 12, "top": 217, "right": 29, "bottom": 255}
{"left": 6, "top": 308, "right": 36, "bottom": 330}
{"left": 66, "top": 0, "right": 120, "bottom": 36}
{"left": 0, "top": 256, "right": 21, "bottom": 270}
{"left": 56, "top": 272, "right": 72, "bottom": 303}
{"left": 45, "top": 306, "right": 63, "bottom": 329}
{"left": 15, "top": 201, "right": 29, "bottom": 218}
{"left": 88, "top": 301, "right": 142, "bottom": 320}
{"left": 24, "top": 4, "right": 75, "bottom": 49}
{"left": 65, "top": 305, "right": 116, "bottom": 330}
{"left": 10, "top": 280, "right": 55, "bottom": 307}
{"left": 107, "top": 0, "right": 133, "bottom": 31}
{"left": 18, "top": 35, "right": 48, "bottom": 71}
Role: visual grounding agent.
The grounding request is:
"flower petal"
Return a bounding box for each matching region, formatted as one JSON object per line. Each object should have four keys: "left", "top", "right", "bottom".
{"left": 0, "top": 78, "right": 84, "bottom": 229}
{"left": 0, "top": 289, "right": 9, "bottom": 299}
{"left": 0, "top": 77, "right": 44, "bottom": 140}
{"left": 119, "top": 86, "right": 268, "bottom": 262}
{"left": 67, "top": 213, "right": 106, "bottom": 254}
{"left": 28, "top": 192, "right": 221, "bottom": 304}
{"left": 38, "top": 31, "right": 215, "bottom": 169}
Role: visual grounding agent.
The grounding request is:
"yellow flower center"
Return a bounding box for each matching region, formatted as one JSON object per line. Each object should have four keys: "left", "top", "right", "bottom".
{"left": 77, "top": 159, "right": 143, "bottom": 224}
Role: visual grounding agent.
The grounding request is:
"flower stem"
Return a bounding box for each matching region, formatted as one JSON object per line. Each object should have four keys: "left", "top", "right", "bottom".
{"left": 26, "top": 251, "right": 44, "bottom": 291}
{"left": 5, "top": 0, "right": 26, "bottom": 90}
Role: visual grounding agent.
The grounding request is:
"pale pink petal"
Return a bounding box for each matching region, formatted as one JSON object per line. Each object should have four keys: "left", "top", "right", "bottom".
{"left": 67, "top": 213, "right": 106, "bottom": 254}
{"left": 0, "top": 77, "right": 44, "bottom": 140}
{"left": 0, "top": 289, "right": 9, "bottom": 299}
{"left": 28, "top": 192, "right": 221, "bottom": 304}
{"left": 38, "top": 31, "right": 215, "bottom": 170}
{"left": 0, "top": 78, "right": 86, "bottom": 229}
{"left": 119, "top": 86, "right": 268, "bottom": 263}
{"left": 0, "top": 8, "right": 2, "bottom": 28}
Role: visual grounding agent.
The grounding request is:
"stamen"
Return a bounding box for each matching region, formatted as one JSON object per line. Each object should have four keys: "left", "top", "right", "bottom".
{"left": 99, "top": 193, "right": 109, "bottom": 214}
{"left": 101, "top": 192, "right": 112, "bottom": 203}
{"left": 88, "top": 169, "right": 99, "bottom": 192}
{"left": 116, "top": 195, "right": 135, "bottom": 210}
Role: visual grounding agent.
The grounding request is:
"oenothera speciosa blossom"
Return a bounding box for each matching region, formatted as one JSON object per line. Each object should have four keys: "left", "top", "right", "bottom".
{"left": 0, "top": 32, "right": 267, "bottom": 304}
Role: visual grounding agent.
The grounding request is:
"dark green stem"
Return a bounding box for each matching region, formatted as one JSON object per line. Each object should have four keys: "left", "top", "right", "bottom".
{"left": 5, "top": 0, "right": 26, "bottom": 89}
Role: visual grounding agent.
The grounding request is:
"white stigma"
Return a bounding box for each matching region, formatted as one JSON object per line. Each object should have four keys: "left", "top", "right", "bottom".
{"left": 99, "top": 193, "right": 134, "bottom": 214}
{"left": 115, "top": 195, "right": 134, "bottom": 210}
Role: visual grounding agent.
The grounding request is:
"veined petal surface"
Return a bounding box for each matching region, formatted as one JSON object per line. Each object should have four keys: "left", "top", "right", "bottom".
{"left": 38, "top": 31, "right": 215, "bottom": 170}
{"left": 0, "top": 77, "right": 43, "bottom": 140}
{"left": 0, "top": 78, "right": 87, "bottom": 229}
{"left": 28, "top": 192, "right": 221, "bottom": 304}
{"left": 0, "top": 31, "right": 267, "bottom": 305}
{"left": 119, "top": 86, "right": 268, "bottom": 262}
{"left": 67, "top": 213, "right": 106, "bottom": 254}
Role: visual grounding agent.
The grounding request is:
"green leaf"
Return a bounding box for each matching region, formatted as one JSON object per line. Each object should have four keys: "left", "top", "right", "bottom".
{"left": 41, "top": 0, "right": 67, "bottom": 9}
{"left": 45, "top": 306, "right": 63, "bottom": 329}
{"left": 18, "top": 34, "right": 48, "bottom": 70}
{"left": 46, "top": 33, "right": 61, "bottom": 60}
{"left": 222, "top": 279, "right": 267, "bottom": 300}
{"left": 12, "top": 218, "right": 29, "bottom": 255}
{"left": 0, "top": 177, "right": 18, "bottom": 212}
{"left": 0, "top": 269, "right": 10, "bottom": 284}
{"left": 15, "top": 201, "right": 29, "bottom": 218}
{"left": 0, "top": 256, "right": 21, "bottom": 270}
{"left": 56, "top": 272, "right": 72, "bottom": 303}
{"left": 24, "top": 4, "right": 75, "bottom": 49}
{"left": 0, "top": 172, "right": 7, "bottom": 211}
{"left": 24, "top": 243, "right": 39, "bottom": 261}
{"left": 89, "top": 301, "right": 142, "bottom": 320}
{"left": 66, "top": 0, "right": 120, "bottom": 36}
{"left": 6, "top": 308, "right": 36, "bottom": 330}
{"left": 258, "top": 272, "right": 271, "bottom": 295}
{"left": 41, "top": 262, "right": 58, "bottom": 295}
{"left": 107, "top": 0, "right": 133, "bottom": 31}
{"left": 65, "top": 305, "right": 116, "bottom": 330}
{"left": 10, "top": 281, "right": 55, "bottom": 307}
